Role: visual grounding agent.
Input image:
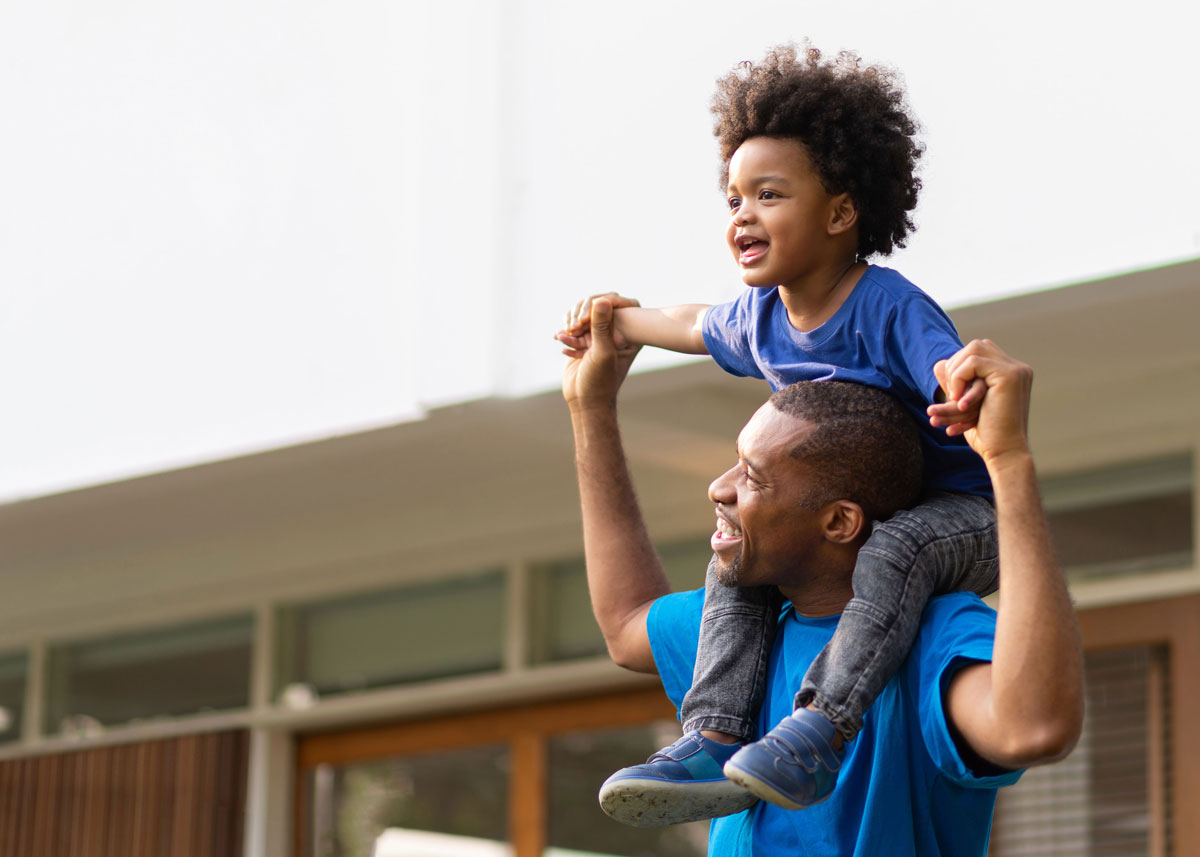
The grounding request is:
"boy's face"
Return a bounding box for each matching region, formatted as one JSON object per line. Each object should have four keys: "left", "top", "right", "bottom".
{"left": 725, "top": 136, "right": 846, "bottom": 290}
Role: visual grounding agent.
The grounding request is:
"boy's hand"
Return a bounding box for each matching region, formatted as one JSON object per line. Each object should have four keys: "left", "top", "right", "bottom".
{"left": 561, "top": 298, "right": 642, "bottom": 410}
{"left": 928, "top": 348, "right": 989, "bottom": 437}
{"left": 555, "top": 292, "right": 641, "bottom": 355}
{"left": 928, "top": 340, "right": 1033, "bottom": 464}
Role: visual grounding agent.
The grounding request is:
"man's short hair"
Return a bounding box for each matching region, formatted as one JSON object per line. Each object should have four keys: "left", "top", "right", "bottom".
{"left": 769, "top": 380, "right": 923, "bottom": 521}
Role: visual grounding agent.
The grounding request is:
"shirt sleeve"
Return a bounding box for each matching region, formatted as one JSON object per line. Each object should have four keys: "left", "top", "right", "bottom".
{"left": 701, "top": 294, "right": 765, "bottom": 380}
{"left": 646, "top": 589, "right": 706, "bottom": 715}
{"left": 915, "top": 594, "right": 1025, "bottom": 789}
{"left": 885, "top": 295, "right": 967, "bottom": 405}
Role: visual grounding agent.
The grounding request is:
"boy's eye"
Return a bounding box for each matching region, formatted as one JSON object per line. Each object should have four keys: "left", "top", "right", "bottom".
{"left": 760, "top": 190, "right": 778, "bottom": 200}
{"left": 727, "top": 197, "right": 742, "bottom": 211}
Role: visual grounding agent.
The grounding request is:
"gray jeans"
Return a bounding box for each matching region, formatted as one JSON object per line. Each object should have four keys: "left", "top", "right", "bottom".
{"left": 680, "top": 492, "right": 999, "bottom": 742}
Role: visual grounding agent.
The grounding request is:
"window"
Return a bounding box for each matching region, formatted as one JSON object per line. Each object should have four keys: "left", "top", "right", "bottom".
{"left": 0, "top": 650, "right": 26, "bottom": 743}
{"left": 296, "top": 687, "right": 691, "bottom": 857}
{"left": 276, "top": 570, "right": 505, "bottom": 700}
{"left": 309, "top": 743, "right": 510, "bottom": 857}
{"left": 547, "top": 722, "right": 708, "bottom": 856}
{"left": 44, "top": 614, "right": 253, "bottom": 734}
{"left": 988, "top": 646, "right": 1170, "bottom": 856}
{"left": 1042, "top": 454, "right": 1193, "bottom": 581}
{"left": 529, "top": 539, "right": 713, "bottom": 665}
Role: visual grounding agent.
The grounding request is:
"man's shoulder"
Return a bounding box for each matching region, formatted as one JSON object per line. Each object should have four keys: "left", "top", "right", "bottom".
{"left": 911, "top": 592, "right": 998, "bottom": 668}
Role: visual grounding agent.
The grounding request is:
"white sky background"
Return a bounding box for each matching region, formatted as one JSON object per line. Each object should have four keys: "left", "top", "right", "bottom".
{"left": 2, "top": 0, "right": 1198, "bottom": 502}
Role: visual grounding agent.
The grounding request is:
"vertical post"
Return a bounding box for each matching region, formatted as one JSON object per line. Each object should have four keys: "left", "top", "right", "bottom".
{"left": 1168, "top": 597, "right": 1200, "bottom": 857}
{"left": 1147, "top": 647, "right": 1167, "bottom": 857}
{"left": 505, "top": 560, "right": 531, "bottom": 674}
{"left": 510, "top": 731, "right": 546, "bottom": 857}
{"left": 22, "top": 639, "right": 46, "bottom": 744}
{"left": 244, "top": 603, "right": 294, "bottom": 857}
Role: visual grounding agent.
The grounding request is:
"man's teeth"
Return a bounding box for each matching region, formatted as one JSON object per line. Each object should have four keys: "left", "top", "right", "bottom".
{"left": 717, "top": 518, "right": 742, "bottom": 538}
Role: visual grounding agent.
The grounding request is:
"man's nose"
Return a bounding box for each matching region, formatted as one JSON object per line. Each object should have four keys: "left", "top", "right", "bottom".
{"left": 708, "top": 464, "right": 737, "bottom": 504}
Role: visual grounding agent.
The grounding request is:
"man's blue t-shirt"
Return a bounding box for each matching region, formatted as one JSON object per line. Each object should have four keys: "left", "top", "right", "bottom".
{"left": 648, "top": 589, "right": 1021, "bottom": 856}
{"left": 701, "top": 266, "right": 991, "bottom": 497}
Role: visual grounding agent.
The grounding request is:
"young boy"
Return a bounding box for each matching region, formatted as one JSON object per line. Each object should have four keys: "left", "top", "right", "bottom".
{"left": 556, "top": 44, "right": 999, "bottom": 827}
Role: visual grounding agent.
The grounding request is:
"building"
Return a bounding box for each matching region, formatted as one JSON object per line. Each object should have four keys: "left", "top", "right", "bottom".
{"left": 1, "top": 258, "right": 1197, "bottom": 856}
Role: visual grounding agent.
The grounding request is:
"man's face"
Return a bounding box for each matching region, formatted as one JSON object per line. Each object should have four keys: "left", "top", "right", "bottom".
{"left": 708, "top": 403, "right": 828, "bottom": 588}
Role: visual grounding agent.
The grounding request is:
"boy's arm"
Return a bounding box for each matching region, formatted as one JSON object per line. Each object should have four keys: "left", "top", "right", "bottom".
{"left": 615, "top": 304, "right": 710, "bottom": 354}
{"left": 938, "top": 340, "right": 1085, "bottom": 769}
{"left": 557, "top": 292, "right": 710, "bottom": 355}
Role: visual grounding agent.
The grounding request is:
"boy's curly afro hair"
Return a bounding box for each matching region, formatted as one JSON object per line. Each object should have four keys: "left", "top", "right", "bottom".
{"left": 712, "top": 43, "right": 924, "bottom": 258}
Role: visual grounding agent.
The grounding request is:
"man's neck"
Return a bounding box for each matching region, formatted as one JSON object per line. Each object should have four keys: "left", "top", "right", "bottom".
{"left": 776, "top": 579, "right": 855, "bottom": 618}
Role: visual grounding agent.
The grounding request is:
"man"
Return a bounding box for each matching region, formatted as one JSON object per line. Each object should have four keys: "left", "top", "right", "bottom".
{"left": 562, "top": 298, "right": 1084, "bottom": 855}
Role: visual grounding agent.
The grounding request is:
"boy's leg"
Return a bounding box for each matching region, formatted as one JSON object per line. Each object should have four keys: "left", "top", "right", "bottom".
{"left": 599, "top": 555, "right": 777, "bottom": 827}
{"left": 723, "top": 493, "right": 997, "bottom": 809}
{"left": 799, "top": 492, "right": 998, "bottom": 739}
{"left": 681, "top": 554, "right": 782, "bottom": 740}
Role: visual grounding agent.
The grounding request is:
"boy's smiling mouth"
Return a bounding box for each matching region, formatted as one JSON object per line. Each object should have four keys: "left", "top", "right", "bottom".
{"left": 736, "top": 234, "right": 768, "bottom": 264}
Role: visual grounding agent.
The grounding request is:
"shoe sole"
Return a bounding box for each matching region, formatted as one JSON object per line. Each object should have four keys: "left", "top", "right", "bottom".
{"left": 723, "top": 761, "right": 832, "bottom": 812}
{"left": 598, "top": 776, "right": 758, "bottom": 827}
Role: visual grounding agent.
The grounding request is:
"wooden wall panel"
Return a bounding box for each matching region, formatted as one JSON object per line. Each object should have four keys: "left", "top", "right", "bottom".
{"left": 1078, "top": 594, "right": 1200, "bottom": 857}
{"left": 0, "top": 730, "right": 248, "bottom": 857}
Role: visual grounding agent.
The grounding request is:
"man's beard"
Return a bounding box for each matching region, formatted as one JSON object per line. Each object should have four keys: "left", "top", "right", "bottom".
{"left": 713, "top": 552, "right": 742, "bottom": 588}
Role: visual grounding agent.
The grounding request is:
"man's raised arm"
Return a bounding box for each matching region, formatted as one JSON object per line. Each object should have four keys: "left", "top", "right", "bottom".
{"left": 931, "top": 340, "right": 1085, "bottom": 769}
{"left": 563, "top": 299, "right": 673, "bottom": 674}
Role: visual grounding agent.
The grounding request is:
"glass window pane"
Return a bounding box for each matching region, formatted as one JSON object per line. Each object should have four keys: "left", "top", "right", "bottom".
{"left": 308, "top": 744, "right": 509, "bottom": 857}
{"left": 44, "top": 614, "right": 252, "bottom": 733}
{"left": 278, "top": 571, "right": 505, "bottom": 699}
{"left": 1042, "top": 455, "right": 1193, "bottom": 581}
{"left": 658, "top": 540, "right": 714, "bottom": 593}
{"left": 0, "top": 651, "right": 26, "bottom": 744}
{"left": 547, "top": 722, "right": 708, "bottom": 857}
{"left": 530, "top": 539, "right": 712, "bottom": 665}
{"left": 529, "top": 556, "right": 604, "bottom": 664}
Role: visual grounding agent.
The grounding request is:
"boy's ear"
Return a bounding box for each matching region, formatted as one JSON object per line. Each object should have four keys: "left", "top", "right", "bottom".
{"left": 827, "top": 193, "right": 858, "bottom": 236}
{"left": 821, "top": 500, "right": 866, "bottom": 544}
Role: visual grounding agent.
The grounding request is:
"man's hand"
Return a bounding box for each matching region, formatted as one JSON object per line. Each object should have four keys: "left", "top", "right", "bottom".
{"left": 928, "top": 340, "right": 1033, "bottom": 466}
{"left": 561, "top": 298, "right": 643, "bottom": 411}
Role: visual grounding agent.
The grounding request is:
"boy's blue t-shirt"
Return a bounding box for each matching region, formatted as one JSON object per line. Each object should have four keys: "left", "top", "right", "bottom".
{"left": 648, "top": 589, "right": 1021, "bottom": 857}
{"left": 701, "top": 265, "right": 992, "bottom": 497}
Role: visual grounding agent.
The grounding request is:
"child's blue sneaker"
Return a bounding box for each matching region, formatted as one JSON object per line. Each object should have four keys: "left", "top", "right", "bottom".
{"left": 722, "top": 709, "right": 844, "bottom": 810}
{"left": 598, "top": 731, "right": 758, "bottom": 827}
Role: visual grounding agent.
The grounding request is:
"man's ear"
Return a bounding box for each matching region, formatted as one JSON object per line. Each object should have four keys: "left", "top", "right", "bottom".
{"left": 827, "top": 192, "right": 858, "bottom": 236}
{"left": 822, "top": 500, "right": 866, "bottom": 544}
